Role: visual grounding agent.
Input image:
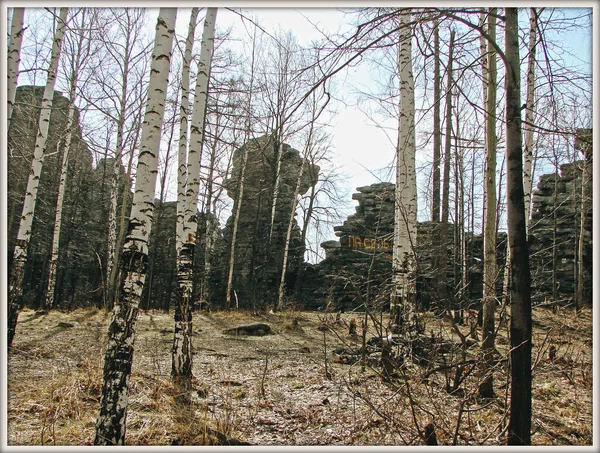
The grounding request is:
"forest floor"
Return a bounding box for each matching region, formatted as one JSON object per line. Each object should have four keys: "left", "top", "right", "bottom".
{"left": 6, "top": 304, "right": 594, "bottom": 446}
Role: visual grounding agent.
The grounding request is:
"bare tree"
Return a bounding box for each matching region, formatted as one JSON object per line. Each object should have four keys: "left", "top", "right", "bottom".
{"left": 94, "top": 8, "right": 177, "bottom": 445}
{"left": 438, "top": 28, "right": 456, "bottom": 310}
{"left": 523, "top": 8, "right": 538, "bottom": 231}
{"left": 45, "top": 8, "right": 94, "bottom": 310}
{"left": 226, "top": 25, "right": 258, "bottom": 310}
{"left": 276, "top": 74, "right": 329, "bottom": 310}
{"left": 103, "top": 8, "right": 151, "bottom": 307}
{"left": 176, "top": 7, "right": 199, "bottom": 256}
{"left": 478, "top": 7, "right": 498, "bottom": 399}
{"left": 504, "top": 7, "right": 532, "bottom": 445}
{"left": 391, "top": 11, "right": 418, "bottom": 334}
{"left": 173, "top": 7, "right": 217, "bottom": 384}
{"left": 8, "top": 7, "right": 69, "bottom": 348}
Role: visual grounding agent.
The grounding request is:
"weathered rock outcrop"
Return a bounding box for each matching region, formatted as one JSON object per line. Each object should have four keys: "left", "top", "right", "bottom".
{"left": 302, "top": 162, "right": 594, "bottom": 312}
{"left": 214, "top": 135, "right": 319, "bottom": 309}
{"left": 528, "top": 129, "right": 592, "bottom": 305}
{"left": 7, "top": 85, "right": 100, "bottom": 308}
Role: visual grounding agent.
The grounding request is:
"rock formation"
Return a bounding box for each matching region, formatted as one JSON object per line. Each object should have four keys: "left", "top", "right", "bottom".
{"left": 302, "top": 151, "right": 592, "bottom": 312}
{"left": 528, "top": 129, "right": 593, "bottom": 306}
{"left": 215, "top": 135, "right": 319, "bottom": 309}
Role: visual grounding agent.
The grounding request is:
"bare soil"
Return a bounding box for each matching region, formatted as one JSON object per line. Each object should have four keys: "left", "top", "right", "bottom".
{"left": 6, "top": 305, "right": 593, "bottom": 446}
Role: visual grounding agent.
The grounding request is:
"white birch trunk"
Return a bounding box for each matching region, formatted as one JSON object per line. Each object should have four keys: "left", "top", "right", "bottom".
{"left": 269, "top": 135, "right": 284, "bottom": 241}
{"left": 45, "top": 101, "right": 78, "bottom": 310}
{"left": 176, "top": 7, "right": 198, "bottom": 256}
{"left": 391, "top": 12, "right": 418, "bottom": 334}
{"left": 523, "top": 8, "right": 538, "bottom": 232}
{"left": 7, "top": 7, "right": 25, "bottom": 130}
{"left": 45, "top": 123, "right": 72, "bottom": 310}
{"left": 173, "top": 7, "right": 216, "bottom": 381}
{"left": 106, "top": 144, "right": 124, "bottom": 306}
{"left": 8, "top": 7, "right": 68, "bottom": 348}
{"left": 94, "top": 9, "right": 176, "bottom": 445}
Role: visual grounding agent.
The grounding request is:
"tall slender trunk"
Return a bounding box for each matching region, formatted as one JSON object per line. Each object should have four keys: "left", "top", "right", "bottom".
{"left": 45, "top": 119, "right": 71, "bottom": 310}
{"left": 430, "top": 20, "right": 444, "bottom": 300}
{"left": 479, "top": 8, "right": 498, "bottom": 399}
{"left": 110, "top": 115, "right": 142, "bottom": 309}
{"left": 294, "top": 182, "right": 316, "bottom": 299}
{"left": 226, "top": 27, "right": 257, "bottom": 310}
{"left": 8, "top": 7, "right": 69, "bottom": 348}
{"left": 391, "top": 12, "right": 418, "bottom": 334}
{"left": 523, "top": 8, "right": 538, "bottom": 232}
{"left": 453, "top": 123, "right": 466, "bottom": 320}
{"left": 269, "top": 132, "right": 284, "bottom": 243}
{"left": 431, "top": 20, "right": 441, "bottom": 223}
{"left": 176, "top": 7, "right": 198, "bottom": 257}
{"left": 7, "top": 7, "right": 25, "bottom": 130}
{"left": 439, "top": 29, "right": 455, "bottom": 311}
{"left": 107, "top": 19, "right": 135, "bottom": 307}
{"left": 575, "top": 150, "right": 589, "bottom": 311}
{"left": 94, "top": 9, "right": 176, "bottom": 445}
{"left": 505, "top": 7, "right": 532, "bottom": 445}
{"left": 200, "top": 114, "right": 224, "bottom": 304}
{"left": 46, "top": 10, "right": 90, "bottom": 309}
{"left": 276, "top": 158, "right": 305, "bottom": 311}
{"left": 173, "top": 7, "right": 216, "bottom": 383}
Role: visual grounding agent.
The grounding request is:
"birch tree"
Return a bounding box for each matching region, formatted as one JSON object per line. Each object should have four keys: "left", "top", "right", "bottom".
{"left": 45, "top": 9, "right": 93, "bottom": 310}
{"left": 8, "top": 7, "right": 69, "bottom": 348}
{"left": 523, "top": 8, "right": 538, "bottom": 231}
{"left": 478, "top": 8, "right": 498, "bottom": 399}
{"left": 276, "top": 79, "right": 328, "bottom": 310}
{"left": 173, "top": 7, "right": 217, "bottom": 383}
{"left": 504, "top": 7, "right": 533, "bottom": 445}
{"left": 94, "top": 9, "right": 177, "bottom": 445}
{"left": 103, "top": 8, "right": 151, "bottom": 307}
{"left": 391, "top": 11, "right": 418, "bottom": 334}
{"left": 7, "top": 7, "right": 25, "bottom": 130}
{"left": 176, "top": 7, "right": 198, "bottom": 257}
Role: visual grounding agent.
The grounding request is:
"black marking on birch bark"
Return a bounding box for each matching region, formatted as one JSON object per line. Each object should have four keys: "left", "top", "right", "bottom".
{"left": 120, "top": 248, "right": 148, "bottom": 275}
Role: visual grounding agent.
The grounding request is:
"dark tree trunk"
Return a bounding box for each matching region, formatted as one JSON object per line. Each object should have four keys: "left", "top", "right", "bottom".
{"left": 505, "top": 7, "right": 533, "bottom": 446}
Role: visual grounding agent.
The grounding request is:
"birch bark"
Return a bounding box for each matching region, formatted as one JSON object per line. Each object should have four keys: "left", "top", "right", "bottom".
{"left": 523, "top": 8, "right": 538, "bottom": 232}
{"left": 176, "top": 7, "right": 198, "bottom": 256}
{"left": 173, "top": 7, "right": 217, "bottom": 382}
{"left": 7, "top": 7, "right": 25, "bottom": 130}
{"left": 94, "top": 9, "right": 176, "bottom": 445}
{"left": 391, "top": 12, "right": 418, "bottom": 334}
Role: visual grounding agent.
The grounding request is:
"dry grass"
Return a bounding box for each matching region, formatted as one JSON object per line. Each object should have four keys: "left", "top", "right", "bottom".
{"left": 6, "top": 305, "right": 593, "bottom": 446}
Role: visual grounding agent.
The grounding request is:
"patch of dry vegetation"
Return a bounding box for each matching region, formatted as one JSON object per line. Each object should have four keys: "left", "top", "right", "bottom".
{"left": 6, "top": 305, "right": 593, "bottom": 446}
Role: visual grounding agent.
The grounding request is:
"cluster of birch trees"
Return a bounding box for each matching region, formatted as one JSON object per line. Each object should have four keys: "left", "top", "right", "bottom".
{"left": 6, "top": 6, "right": 591, "bottom": 446}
